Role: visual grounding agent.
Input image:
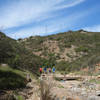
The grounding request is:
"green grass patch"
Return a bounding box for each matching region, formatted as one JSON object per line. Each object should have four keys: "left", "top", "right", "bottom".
{"left": 89, "top": 79, "right": 100, "bottom": 84}
{"left": 0, "top": 65, "right": 27, "bottom": 90}
{"left": 54, "top": 77, "right": 62, "bottom": 81}
{"left": 58, "top": 84, "right": 64, "bottom": 88}
{"left": 74, "top": 71, "right": 87, "bottom": 75}
{"left": 17, "top": 95, "right": 24, "bottom": 100}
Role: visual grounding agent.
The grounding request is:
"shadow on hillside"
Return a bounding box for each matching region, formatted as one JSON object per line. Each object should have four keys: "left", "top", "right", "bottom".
{"left": 0, "top": 70, "right": 27, "bottom": 90}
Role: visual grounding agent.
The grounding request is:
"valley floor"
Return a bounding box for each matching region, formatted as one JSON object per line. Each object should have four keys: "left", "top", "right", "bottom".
{"left": 26, "top": 73, "right": 100, "bottom": 100}
{"left": 1, "top": 70, "right": 100, "bottom": 100}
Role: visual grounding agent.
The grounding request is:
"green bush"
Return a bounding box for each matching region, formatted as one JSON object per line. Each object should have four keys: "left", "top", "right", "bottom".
{"left": 0, "top": 70, "right": 27, "bottom": 90}
{"left": 55, "top": 61, "right": 70, "bottom": 71}
{"left": 75, "top": 46, "right": 89, "bottom": 52}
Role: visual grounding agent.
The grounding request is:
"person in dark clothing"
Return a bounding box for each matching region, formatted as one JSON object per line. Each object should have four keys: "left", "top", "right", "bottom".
{"left": 49, "top": 68, "right": 51, "bottom": 73}
{"left": 43, "top": 67, "right": 47, "bottom": 74}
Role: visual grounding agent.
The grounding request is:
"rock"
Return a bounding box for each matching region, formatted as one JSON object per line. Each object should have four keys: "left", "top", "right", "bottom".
{"left": 66, "top": 97, "right": 74, "bottom": 100}
{"left": 26, "top": 82, "right": 34, "bottom": 88}
{"left": 62, "top": 96, "right": 67, "bottom": 100}
{"left": 97, "top": 75, "right": 100, "bottom": 79}
{"left": 96, "top": 91, "right": 100, "bottom": 96}
{"left": 19, "top": 92, "right": 27, "bottom": 97}
{"left": 28, "top": 91, "right": 33, "bottom": 96}
{"left": 97, "top": 94, "right": 100, "bottom": 96}
{"left": 13, "top": 95, "right": 18, "bottom": 100}
{"left": 87, "top": 95, "right": 100, "bottom": 100}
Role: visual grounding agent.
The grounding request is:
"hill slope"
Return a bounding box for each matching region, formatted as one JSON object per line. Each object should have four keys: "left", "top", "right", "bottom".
{"left": 19, "top": 30, "right": 100, "bottom": 71}
{"left": 0, "top": 31, "right": 45, "bottom": 74}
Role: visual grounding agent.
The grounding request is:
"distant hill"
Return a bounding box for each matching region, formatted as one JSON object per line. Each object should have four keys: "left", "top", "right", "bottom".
{"left": 19, "top": 30, "right": 100, "bottom": 71}
{"left": 1, "top": 30, "right": 100, "bottom": 73}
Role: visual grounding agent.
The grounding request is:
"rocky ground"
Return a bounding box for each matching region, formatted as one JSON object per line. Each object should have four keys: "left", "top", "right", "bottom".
{"left": 20, "top": 79, "right": 40, "bottom": 100}
{"left": 41, "top": 74, "right": 100, "bottom": 100}
{"left": 17, "top": 73, "right": 100, "bottom": 100}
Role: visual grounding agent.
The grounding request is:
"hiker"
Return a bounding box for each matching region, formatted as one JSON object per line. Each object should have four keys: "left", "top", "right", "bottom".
{"left": 48, "top": 68, "right": 51, "bottom": 73}
{"left": 39, "top": 67, "right": 42, "bottom": 74}
{"left": 43, "top": 67, "right": 47, "bottom": 74}
{"left": 52, "top": 67, "right": 55, "bottom": 73}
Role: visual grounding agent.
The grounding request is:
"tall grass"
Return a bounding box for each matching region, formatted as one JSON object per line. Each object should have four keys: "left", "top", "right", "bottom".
{"left": 40, "top": 80, "right": 55, "bottom": 100}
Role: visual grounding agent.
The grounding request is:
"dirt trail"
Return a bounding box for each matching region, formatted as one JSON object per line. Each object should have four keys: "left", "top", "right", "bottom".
{"left": 19, "top": 79, "right": 40, "bottom": 100}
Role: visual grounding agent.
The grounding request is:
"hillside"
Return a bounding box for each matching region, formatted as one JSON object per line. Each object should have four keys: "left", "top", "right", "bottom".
{"left": 0, "top": 31, "right": 45, "bottom": 74}
{"left": 19, "top": 30, "right": 100, "bottom": 72}
{"left": 1, "top": 30, "right": 100, "bottom": 72}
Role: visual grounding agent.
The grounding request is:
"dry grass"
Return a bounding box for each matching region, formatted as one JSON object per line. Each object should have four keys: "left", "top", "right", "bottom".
{"left": 39, "top": 76, "right": 81, "bottom": 100}
{"left": 40, "top": 80, "right": 55, "bottom": 100}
